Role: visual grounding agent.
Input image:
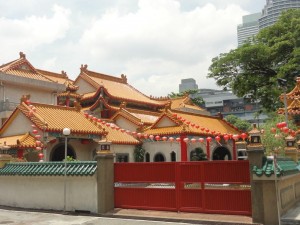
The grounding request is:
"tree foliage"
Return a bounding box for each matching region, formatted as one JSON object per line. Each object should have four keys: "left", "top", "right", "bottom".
{"left": 134, "top": 145, "right": 146, "bottom": 162}
{"left": 224, "top": 115, "right": 252, "bottom": 132}
{"left": 190, "top": 147, "right": 207, "bottom": 161}
{"left": 208, "top": 9, "right": 300, "bottom": 112}
{"left": 261, "top": 113, "right": 297, "bottom": 155}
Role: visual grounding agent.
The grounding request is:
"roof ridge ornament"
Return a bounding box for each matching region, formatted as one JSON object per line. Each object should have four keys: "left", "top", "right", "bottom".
{"left": 19, "top": 52, "right": 26, "bottom": 59}
{"left": 80, "top": 64, "right": 88, "bottom": 72}
{"left": 121, "top": 74, "right": 127, "bottom": 83}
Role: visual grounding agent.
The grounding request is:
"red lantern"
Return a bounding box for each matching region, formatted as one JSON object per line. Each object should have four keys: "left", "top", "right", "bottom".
{"left": 36, "top": 146, "right": 42, "bottom": 151}
{"left": 84, "top": 112, "right": 88, "bottom": 118}
{"left": 195, "top": 125, "right": 199, "bottom": 129}
{"left": 88, "top": 115, "right": 93, "bottom": 119}
{"left": 36, "top": 140, "right": 41, "bottom": 146}
{"left": 232, "top": 134, "right": 239, "bottom": 141}
{"left": 199, "top": 138, "right": 204, "bottom": 143}
{"left": 35, "top": 135, "right": 41, "bottom": 140}
{"left": 126, "top": 130, "right": 131, "bottom": 134}
{"left": 106, "top": 123, "right": 110, "bottom": 127}
{"left": 31, "top": 124, "right": 36, "bottom": 128}
{"left": 186, "top": 121, "right": 191, "bottom": 125}
{"left": 215, "top": 136, "right": 221, "bottom": 142}
{"left": 176, "top": 137, "right": 181, "bottom": 142}
{"left": 115, "top": 126, "right": 120, "bottom": 130}
{"left": 137, "top": 133, "right": 142, "bottom": 138}
{"left": 38, "top": 153, "right": 44, "bottom": 158}
{"left": 241, "top": 133, "right": 247, "bottom": 140}
{"left": 201, "top": 127, "right": 205, "bottom": 131}
{"left": 162, "top": 136, "right": 167, "bottom": 141}
{"left": 110, "top": 124, "right": 115, "bottom": 129}
{"left": 183, "top": 137, "right": 189, "bottom": 143}
{"left": 155, "top": 135, "right": 161, "bottom": 141}
{"left": 173, "top": 113, "right": 177, "bottom": 117}
{"left": 271, "top": 127, "right": 276, "bottom": 133}
{"left": 223, "top": 135, "right": 229, "bottom": 141}
{"left": 206, "top": 137, "right": 212, "bottom": 142}
{"left": 97, "top": 118, "right": 102, "bottom": 123}
{"left": 93, "top": 117, "right": 97, "bottom": 121}
{"left": 181, "top": 118, "right": 186, "bottom": 122}
{"left": 120, "top": 129, "right": 125, "bottom": 133}
{"left": 144, "top": 134, "right": 149, "bottom": 139}
{"left": 28, "top": 111, "right": 33, "bottom": 116}
{"left": 25, "top": 100, "right": 31, "bottom": 105}
{"left": 205, "top": 128, "right": 210, "bottom": 133}
{"left": 177, "top": 116, "right": 182, "bottom": 120}
{"left": 132, "top": 131, "right": 137, "bottom": 136}
{"left": 32, "top": 130, "right": 38, "bottom": 134}
{"left": 191, "top": 138, "right": 196, "bottom": 143}
{"left": 149, "top": 135, "right": 154, "bottom": 140}
{"left": 169, "top": 137, "right": 174, "bottom": 142}
{"left": 191, "top": 123, "right": 195, "bottom": 127}
{"left": 281, "top": 122, "right": 287, "bottom": 127}
{"left": 282, "top": 127, "right": 289, "bottom": 133}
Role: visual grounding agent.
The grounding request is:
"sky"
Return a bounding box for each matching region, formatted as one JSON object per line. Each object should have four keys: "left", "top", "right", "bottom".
{"left": 0, "top": 0, "right": 266, "bottom": 97}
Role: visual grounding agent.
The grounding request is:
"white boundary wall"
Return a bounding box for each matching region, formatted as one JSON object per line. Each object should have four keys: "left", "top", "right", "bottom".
{"left": 0, "top": 175, "right": 97, "bottom": 213}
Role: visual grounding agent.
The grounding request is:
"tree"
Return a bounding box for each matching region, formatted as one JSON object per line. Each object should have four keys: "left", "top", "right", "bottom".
{"left": 224, "top": 115, "right": 251, "bottom": 132}
{"left": 190, "top": 147, "right": 207, "bottom": 161}
{"left": 261, "top": 113, "right": 297, "bottom": 155}
{"left": 208, "top": 9, "right": 300, "bottom": 112}
{"left": 134, "top": 145, "right": 145, "bottom": 162}
{"left": 168, "top": 89, "right": 205, "bottom": 107}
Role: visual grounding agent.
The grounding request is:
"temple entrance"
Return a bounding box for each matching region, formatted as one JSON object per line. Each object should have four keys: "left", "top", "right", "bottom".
{"left": 154, "top": 153, "right": 165, "bottom": 162}
{"left": 212, "top": 147, "right": 232, "bottom": 160}
{"left": 51, "top": 144, "right": 76, "bottom": 161}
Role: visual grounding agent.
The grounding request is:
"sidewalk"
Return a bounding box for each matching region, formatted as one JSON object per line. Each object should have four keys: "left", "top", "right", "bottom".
{"left": 105, "top": 208, "right": 260, "bottom": 225}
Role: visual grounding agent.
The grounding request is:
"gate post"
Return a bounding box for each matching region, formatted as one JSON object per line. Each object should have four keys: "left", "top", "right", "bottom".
{"left": 95, "top": 140, "right": 115, "bottom": 214}
{"left": 246, "top": 124, "right": 265, "bottom": 224}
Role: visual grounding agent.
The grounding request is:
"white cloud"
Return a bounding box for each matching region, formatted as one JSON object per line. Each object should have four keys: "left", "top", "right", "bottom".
{"left": 0, "top": 4, "right": 70, "bottom": 61}
{"left": 78, "top": 0, "right": 247, "bottom": 96}
{"left": 0, "top": 0, "right": 258, "bottom": 97}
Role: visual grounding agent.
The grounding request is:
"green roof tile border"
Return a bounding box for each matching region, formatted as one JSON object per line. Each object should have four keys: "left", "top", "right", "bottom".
{"left": 0, "top": 161, "right": 97, "bottom": 176}
{"left": 253, "top": 157, "right": 300, "bottom": 177}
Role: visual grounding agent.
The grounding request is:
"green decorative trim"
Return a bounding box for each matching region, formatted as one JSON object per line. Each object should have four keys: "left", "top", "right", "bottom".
{"left": 0, "top": 161, "right": 97, "bottom": 176}
{"left": 253, "top": 158, "right": 300, "bottom": 177}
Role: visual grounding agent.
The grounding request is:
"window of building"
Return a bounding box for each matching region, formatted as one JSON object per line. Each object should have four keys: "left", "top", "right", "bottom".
{"left": 145, "top": 152, "right": 150, "bottom": 162}
{"left": 170, "top": 151, "right": 176, "bottom": 162}
{"left": 116, "top": 154, "right": 129, "bottom": 163}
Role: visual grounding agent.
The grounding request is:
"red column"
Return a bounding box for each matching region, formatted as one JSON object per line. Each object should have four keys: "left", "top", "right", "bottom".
{"left": 66, "top": 97, "right": 70, "bottom": 107}
{"left": 206, "top": 139, "right": 210, "bottom": 160}
{"left": 180, "top": 134, "right": 187, "bottom": 161}
{"left": 17, "top": 148, "right": 24, "bottom": 159}
{"left": 233, "top": 140, "right": 237, "bottom": 160}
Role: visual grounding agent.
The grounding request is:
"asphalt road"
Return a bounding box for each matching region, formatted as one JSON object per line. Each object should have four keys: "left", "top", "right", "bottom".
{"left": 0, "top": 208, "right": 198, "bottom": 225}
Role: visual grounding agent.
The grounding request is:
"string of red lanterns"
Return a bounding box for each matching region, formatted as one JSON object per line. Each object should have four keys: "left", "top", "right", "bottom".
{"left": 83, "top": 113, "right": 248, "bottom": 143}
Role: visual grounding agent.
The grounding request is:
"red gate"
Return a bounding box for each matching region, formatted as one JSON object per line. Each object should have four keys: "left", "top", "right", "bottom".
{"left": 114, "top": 161, "right": 251, "bottom": 215}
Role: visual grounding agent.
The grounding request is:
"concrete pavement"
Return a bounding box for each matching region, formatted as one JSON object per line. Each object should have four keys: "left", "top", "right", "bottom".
{"left": 0, "top": 206, "right": 260, "bottom": 225}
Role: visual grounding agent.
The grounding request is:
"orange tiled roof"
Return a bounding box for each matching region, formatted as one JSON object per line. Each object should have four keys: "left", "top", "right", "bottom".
{"left": 36, "top": 69, "right": 69, "bottom": 84}
{"left": 0, "top": 133, "right": 36, "bottom": 148}
{"left": 77, "top": 68, "right": 169, "bottom": 106}
{"left": 280, "top": 77, "right": 300, "bottom": 106}
{"left": 278, "top": 98, "right": 300, "bottom": 115}
{"left": 170, "top": 96, "right": 205, "bottom": 111}
{"left": 143, "top": 111, "right": 240, "bottom": 136}
{"left": 0, "top": 55, "right": 55, "bottom": 83}
{"left": 17, "top": 102, "right": 106, "bottom": 135}
{"left": 102, "top": 122, "right": 140, "bottom": 145}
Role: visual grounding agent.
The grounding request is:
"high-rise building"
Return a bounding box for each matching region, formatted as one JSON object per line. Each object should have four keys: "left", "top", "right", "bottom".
{"left": 237, "top": 0, "right": 300, "bottom": 45}
{"left": 259, "top": 0, "right": 300, "bottom": 29}
{"left": 179, "top": 78, "right": 198, "bottom": 93}
{"left": 237, "top": 13, "right": 261, "bottom": 46}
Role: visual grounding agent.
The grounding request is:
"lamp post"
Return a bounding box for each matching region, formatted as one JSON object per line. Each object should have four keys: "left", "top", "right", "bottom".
{"left": 277, "top": 78, "right": 288, "bottom": 127}
{"left": 62, "top": 128, "right": 71, "bottom": 212}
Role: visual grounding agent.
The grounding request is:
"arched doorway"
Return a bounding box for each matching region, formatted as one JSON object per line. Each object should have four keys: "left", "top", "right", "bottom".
{"left": 51, "top": 144, "right": 76, "bottom": 161}
{"left": 154, "top": 153, "right": 165, "bottom": 162}
{"left": 212, "top": 147, "right": 232, "bottom": 160}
